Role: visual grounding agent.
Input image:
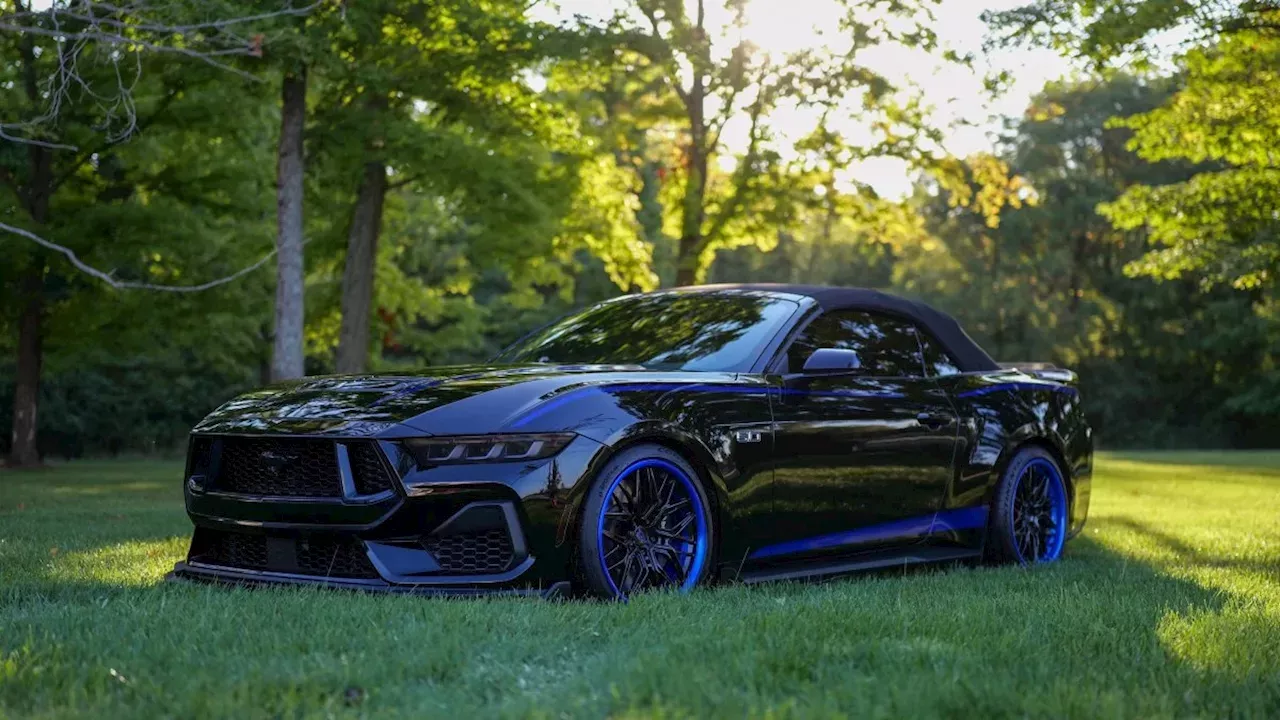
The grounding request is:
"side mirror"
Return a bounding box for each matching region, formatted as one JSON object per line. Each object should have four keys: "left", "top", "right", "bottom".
{"left": 802, "top": 348, "right": 861, "bottom": 374}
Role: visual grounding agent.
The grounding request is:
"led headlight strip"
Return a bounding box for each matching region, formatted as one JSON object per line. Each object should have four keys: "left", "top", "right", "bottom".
{"left": 403, "top": 433, "right": 575, "bottom": 465}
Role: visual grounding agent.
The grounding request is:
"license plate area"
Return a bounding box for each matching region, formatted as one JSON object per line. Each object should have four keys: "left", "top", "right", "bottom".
{"left": 265, "top": 536, "right": 299, "bottom": 573}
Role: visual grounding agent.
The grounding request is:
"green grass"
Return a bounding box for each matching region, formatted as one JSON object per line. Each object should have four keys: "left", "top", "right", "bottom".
{"left": 2, "top": 454, "right": 1278, "bottom": 718}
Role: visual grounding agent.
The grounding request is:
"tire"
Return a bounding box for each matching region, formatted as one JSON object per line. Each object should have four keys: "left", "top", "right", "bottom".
{"left": 577, "top": 444, "right": 715, "bottom": 600}
{"left": 987, "top": 446, "right": 1070, "bottom": 565}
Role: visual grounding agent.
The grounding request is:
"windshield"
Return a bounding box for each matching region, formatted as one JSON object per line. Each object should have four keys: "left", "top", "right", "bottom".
{"left": 496, "top": 292, "right": 801, "bottom": 372}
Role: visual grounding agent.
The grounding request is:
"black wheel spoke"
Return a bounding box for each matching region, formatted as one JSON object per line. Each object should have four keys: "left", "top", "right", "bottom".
{"left": 619, "top": 551, "right": 639, "bottom": 590}
{"left": 657, "top": 549, "right": 687, "bottom": 583}
{"left": 666, "top": 513, "right": 694, "bottom": 536}
{"left": 653, "top": 543, "right": 695, "bottom": 559}
{"left": 658, "top": 472, "right": 677, "bottom": 510}
{"left": 608, "top": 547, "right": 633, "bottom": 572}
{"left": 652, "top": 527, "right": 692, "bottom": 542}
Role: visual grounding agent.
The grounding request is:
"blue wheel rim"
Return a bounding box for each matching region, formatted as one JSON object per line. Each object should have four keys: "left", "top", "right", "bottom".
{"left": 596, "top": 458, "right": 708, "bottom": 598}
{"left": 1009, "top": 458, "right": 1068, "bottom": 563}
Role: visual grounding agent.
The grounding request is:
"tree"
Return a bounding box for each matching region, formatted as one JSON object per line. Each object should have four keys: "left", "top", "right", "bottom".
{"left": 611, "top": 0, "right": 966, "bottom": 286}
{"left": 310, "top": 0, "right": 560, "bottom": 373}
{"left": 987, "top": 0, "right": 1280, "bottom": 291}
{"left": 985, "top": 0, "right": 1280, "bottom": 64}
{"left": 312, "top": 2, "right": 656, "bottom": 373}
{"left": 1100, "top": 34, "right": 1280, "bottom": 289}
{"left": 0, "top": 0, "right": 311, "bottom": 466}
{"left": 271, "top": 64, "right": 307, "bottom": 381}
{"left": 902, "top": 75, "right": 1279, "bottom": 446}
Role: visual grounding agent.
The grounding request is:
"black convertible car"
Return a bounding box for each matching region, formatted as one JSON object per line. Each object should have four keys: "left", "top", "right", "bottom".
{"left": 172, "top": 285, "right": 1092, "bottom": 599}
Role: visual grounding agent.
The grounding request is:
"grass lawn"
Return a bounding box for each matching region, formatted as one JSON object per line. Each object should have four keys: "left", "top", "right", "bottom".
{"left": 2, "top": 453, "right": 1278, "bottom": 718}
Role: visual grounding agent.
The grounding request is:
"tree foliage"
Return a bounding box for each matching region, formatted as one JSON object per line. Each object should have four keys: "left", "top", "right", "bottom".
{"left": 988, "top": 0, "right": 1280, "bottom": 290}
{"left": 590, "top": 0, "right": 991, "bottom": 285}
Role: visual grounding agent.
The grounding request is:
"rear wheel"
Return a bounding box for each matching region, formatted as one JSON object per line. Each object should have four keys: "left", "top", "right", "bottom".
{"left": 988, "top": 447, "right": 1069, "bottom": 565}
{"left": 578, "top": 444, "right": 714, "bottom": 599}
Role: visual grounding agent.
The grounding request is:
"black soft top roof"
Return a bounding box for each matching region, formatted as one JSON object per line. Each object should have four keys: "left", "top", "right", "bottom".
{"left": 678, "top": 283, "right": 999, "bottom": 373}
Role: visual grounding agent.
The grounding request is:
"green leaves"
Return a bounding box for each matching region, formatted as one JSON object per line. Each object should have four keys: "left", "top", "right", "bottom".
{"left": 1102, "top": 167, "right": 1280, "bottom": 289}
{"left": 990, "top": 1, "right": 1280, "bottom": 291}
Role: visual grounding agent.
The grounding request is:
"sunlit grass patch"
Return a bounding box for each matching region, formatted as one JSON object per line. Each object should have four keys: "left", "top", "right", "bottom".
{"left": 1159, "top": 603, "right": 1280, "bottom": 680}
{"left": 42, "top": 537, "right": 189, "bottom": 587}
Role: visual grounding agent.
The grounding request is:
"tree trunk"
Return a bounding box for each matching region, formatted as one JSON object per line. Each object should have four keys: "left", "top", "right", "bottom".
{"left": 674, "top": 134, "right": 707, "bottom": 287}
{"left": 335, "top": 161, "right": 388, "bottom": 374}
{"left": 7, "top": 4, "right": 51, "bottom": 467}
{"left": 1068, "top": 231, "right": 1087, "bottom": 314}
{"left": 271, "top": 68, "right": 307, "bottom": 382}
{"left": 673, "top": 0, "right": 709, "bottom": 287}
{"left": 8, "top": 268, "right": 44, "bottom": 467}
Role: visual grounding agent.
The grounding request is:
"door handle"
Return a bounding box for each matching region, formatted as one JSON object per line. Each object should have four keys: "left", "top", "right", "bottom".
{"left": 916, "top": 412, "right": 952, "bottom": 430}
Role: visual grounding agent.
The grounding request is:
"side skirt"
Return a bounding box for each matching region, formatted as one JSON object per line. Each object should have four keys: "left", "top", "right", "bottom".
{"left": 738, "top": 545, "right": 982, "bottom": 585}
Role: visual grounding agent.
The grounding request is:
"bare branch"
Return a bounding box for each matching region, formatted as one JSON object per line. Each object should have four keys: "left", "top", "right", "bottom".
{"left": 1, "top": 221, "right": 280, "bottom": 292}
{"left": 636, "top": 2, "right": 690, "bottom": 106}
{"left": 0, "top": 124, "right": 78, "bottom": 150}
{"left": 706, "top": 73, "right": 746, "bottom": 154}
{"left": 4, "top": 1, "right": 323, "bottom": 36}
{"left": 0, "top": 0, "right": 321, "bottom": 148}
{"left": 702, "top": 79, "right": 771, "bottom": 249}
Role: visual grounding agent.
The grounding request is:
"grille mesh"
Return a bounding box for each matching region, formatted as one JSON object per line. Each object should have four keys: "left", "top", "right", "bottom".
{"left": 189, "top": 437, "right": 214, "bottom": 472}
{"left": 196, "top": 530, "right": 268, "bottom": 571}
{"left": 297, "top": 537, "right": 381, "bottom": 579}
{"left": 424, "top": 528, "right": 514, "bottom": 575}
{"left": 215, "top": 438, "right": 342, "bottom": 497}
{"left": 347, "top": 442, "right": 395, "bottom": 496}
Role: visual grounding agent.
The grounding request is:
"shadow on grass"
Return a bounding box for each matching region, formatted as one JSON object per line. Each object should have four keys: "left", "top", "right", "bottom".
{"left": 1104, "top": 515, "right": 1280, "bottom": 574}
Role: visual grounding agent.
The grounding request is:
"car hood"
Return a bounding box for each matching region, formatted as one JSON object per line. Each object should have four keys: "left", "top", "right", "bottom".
{"left": 192, "top": 363, "right": 739, "bottom": 437}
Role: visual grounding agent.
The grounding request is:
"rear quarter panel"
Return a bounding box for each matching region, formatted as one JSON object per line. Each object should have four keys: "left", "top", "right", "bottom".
{"left": 940, "top": 373, "right": 1093, "bottom": 537}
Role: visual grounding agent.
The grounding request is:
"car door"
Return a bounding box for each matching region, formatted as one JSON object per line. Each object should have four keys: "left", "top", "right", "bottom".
{"left": 758, "top": 309, "right": 961, "bottom": 561}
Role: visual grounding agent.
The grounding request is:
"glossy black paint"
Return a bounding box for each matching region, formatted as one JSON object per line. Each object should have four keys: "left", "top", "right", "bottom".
{"left": 767, "top": 373, "right": 961, "bottom": 557}
{"left": 171, "top": 286, "right": 1093, "bottom": 595}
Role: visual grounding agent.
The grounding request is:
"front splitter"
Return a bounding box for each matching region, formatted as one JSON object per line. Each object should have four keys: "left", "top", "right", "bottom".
{"left": 167, "top": 561, "right": 571, "bottom": 599}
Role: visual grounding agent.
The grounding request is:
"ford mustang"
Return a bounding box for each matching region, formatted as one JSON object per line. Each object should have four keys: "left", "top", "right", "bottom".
{"left": 170, "top": 284, "right": 1093, "bottom": 599}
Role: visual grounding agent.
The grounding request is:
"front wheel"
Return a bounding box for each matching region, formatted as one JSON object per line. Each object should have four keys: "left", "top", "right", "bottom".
{"left": 987, "top": 447, "right": 1070, "bottom": 565}
{"left": 578, "top": 444, "right": 714, "bottom": 599}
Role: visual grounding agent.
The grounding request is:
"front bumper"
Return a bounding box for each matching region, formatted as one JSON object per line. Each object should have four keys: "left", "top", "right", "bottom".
{"left": 174, "top": 432, "right": 606, "bottom": 595}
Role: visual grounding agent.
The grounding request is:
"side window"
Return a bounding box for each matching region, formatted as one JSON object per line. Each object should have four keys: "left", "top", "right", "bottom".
{"left": 785, "top": 310, "right": 926, "bottom": 377}
{"left": 917, "top": 331, "right": 962, "bottom": 377}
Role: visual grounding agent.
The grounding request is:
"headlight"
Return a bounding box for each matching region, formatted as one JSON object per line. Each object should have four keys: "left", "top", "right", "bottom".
{"left": 403, "top": 433, "right": 575, "bottom": 465}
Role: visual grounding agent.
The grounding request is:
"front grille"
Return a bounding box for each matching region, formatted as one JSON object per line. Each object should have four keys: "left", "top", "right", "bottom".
{"left": 347, "top": 442, "right": 395, "bottom": 495}
{"left": 189, "top": 437, "right": 399, "bottom": 499}
{"left": 424, "top": 528, "right": 514, "bottom": 575}
{"left": 216, "top": 438, "right": 342, "bottom": 497}
{"left": 191, "top": 529, "right": 380, "bottom": 580}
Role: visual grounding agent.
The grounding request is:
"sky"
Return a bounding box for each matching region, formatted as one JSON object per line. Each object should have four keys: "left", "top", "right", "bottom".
{"left": 535, "top": 0, "right": 1075, "bottom": 197}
